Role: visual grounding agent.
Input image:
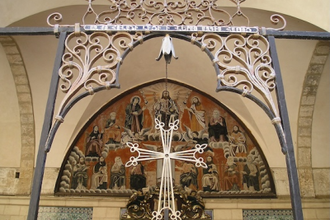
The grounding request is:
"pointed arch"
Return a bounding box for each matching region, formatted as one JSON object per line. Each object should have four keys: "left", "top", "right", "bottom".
{"left": 297, "top": 41, "right": 330, "bottom": 197}
{"left": 0, "top": 36, "right": 35, "bottom": 195}
{"left": 55, "top": 79, "right": 276, "bottom": 198}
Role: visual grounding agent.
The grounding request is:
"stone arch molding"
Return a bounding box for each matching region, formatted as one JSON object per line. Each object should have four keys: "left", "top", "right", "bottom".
{"left": 297, "top": 41, "right": 330, "bottom": 198}
{"left": 0, "top": 36, "right": 35, "bottom": 195}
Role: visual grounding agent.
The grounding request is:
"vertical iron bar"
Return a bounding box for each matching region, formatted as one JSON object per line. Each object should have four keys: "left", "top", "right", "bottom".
{"left": 27, "top": 31, "right": 67, "bottom": 220}
{"left": 268, "top": 36, "right": 304, "bottom": 220}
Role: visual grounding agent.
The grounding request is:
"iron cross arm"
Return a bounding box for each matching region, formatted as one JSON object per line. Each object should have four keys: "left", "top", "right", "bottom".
{"left": 125, "top": 119, "right": 208, "bottom": 168}
{"left": 124, "top": 118, "right": 208, "bottom": 220}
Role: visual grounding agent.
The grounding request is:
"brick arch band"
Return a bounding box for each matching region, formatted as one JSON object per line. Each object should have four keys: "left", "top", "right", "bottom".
{"left": 0, "top": 36, "right": 35, "bottom": 195}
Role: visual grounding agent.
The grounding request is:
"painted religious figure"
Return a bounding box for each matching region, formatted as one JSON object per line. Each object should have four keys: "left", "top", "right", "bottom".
{"left": 154, "top": 90, "right": 179, "bottom": 127}
{"left": 223, "top": 157, "right": 240, "bottom": 191}
{"left": 57, "top": 82, "right": 274, "bottom": 198}
{"left": 129, "top": 162, "right": 146, "bottom": 190}
{"left": 71, "top": 156, "right": 88, "bottom": 190}
{"left": 176, "top": 161, "right": 198, "bottom": 190}
{"left": 91, "top": 156, "right": 108, "bottom": 190}
{"left": 125, "top": 96, "right": 145, "bottom": 134}
{"left": 104, "top": 112, "right": 121, "bottom": 145}
{"left": 228, "top": 125, "right": 247, "bottom": 156}
{"left": 110, "top": 156, "right": 126, "bottom": 190}
{"left": 202, "top": 156, "right": 219, "bottom": 192}
{"left": 85, "top": 125, "right": 103, "bottom": 157}
{"left": 242, "top": 155, "right": 260, "bottom": 191}
{"left": 185, "top": 96, "right": 205, "bottom": 132}
{"left": 208, "top": 110, "right": 228, "bottom": 142}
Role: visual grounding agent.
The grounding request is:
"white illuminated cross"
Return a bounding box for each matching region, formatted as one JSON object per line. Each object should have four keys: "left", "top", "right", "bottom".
{"left": 125, "top": 118, "right": 207, "bottom": 220}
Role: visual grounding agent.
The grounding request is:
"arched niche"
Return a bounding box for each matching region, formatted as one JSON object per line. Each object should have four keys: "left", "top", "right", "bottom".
{"left": 55, "top": 79, "right": 276, "bottom": 198}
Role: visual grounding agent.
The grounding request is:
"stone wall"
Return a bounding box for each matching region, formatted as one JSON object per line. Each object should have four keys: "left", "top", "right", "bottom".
{"left": 0, "top": 196, "right": 329, "bottom": 220}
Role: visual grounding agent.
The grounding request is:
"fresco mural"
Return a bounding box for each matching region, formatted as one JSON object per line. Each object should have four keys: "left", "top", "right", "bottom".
{"left": 56, "top": 81, "right": 276, "bottom": 197}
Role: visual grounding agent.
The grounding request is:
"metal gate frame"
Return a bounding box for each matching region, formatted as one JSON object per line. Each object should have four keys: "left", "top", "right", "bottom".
{"left": 1, "top": 16, "right": 330, "bottom": 220}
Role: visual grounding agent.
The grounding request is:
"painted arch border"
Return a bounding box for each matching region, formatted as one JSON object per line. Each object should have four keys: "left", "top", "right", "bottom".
{"left": 54, "top": 78, "right": 277, "bottom": 198}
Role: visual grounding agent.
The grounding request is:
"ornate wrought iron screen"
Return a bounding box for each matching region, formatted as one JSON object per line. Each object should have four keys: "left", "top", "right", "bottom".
{"left": 0, "top": 1, "right": 329, "bottom": 220}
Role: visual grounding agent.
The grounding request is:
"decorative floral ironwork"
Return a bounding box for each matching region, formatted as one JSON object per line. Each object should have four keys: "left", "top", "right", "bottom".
{"left": 268, "top": 14, "right": 287, "bottom": 31}
{"left": 47, "top": 0, "right": 287, "bottom": 124}
{"left": 191, "top": 32, "right": 280, "bottom": 119}
{"left": 47, "top": 0, "right": 286, "bottom": 30}
{"left": 85, "top": 0, "right": 249, "bottom": 26}
{"left": 55, "top": 31, "right": 141, "bottom": 117}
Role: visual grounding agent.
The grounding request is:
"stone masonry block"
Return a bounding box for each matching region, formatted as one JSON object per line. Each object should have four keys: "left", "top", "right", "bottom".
{"left": 301, "top": 95, "right": 316, "bottom": 105}
{"left": 93, "top": 208, "right": 107, "bottom": 218}
{"left": 0, "top": 36, "right": 13, "bottom": 43}
{"left": 298, "top": 127, "right": 311, "bottom": 137}
{"left": 16, "top": 85, "right": 31, "bottom": 93}
{"left": 20, "top": 160, "right": 34, "bottom": 169}
{"left": 316, "top": 208, "right": 330, "bottom": 219}
{"left": 315, "top": 45, "right": 330, "bottom": 55}
{"left": 213, "top": 209, "right": 232, "bottom": 220}
{"left": 19, "top": 103, "right": 33, "bottom": 114}
{"left": 18, "top": 93, "right": 32, "bottom": 103}
{"left": 19, "top": 205, "right": 29, "bottom": 215}
{"left": 310, "top": 55, "right": 328, "bottom": 65}
{"left": 3, "top": 45, "right": 19, "bottom": 55}
{"left": 307, "top": 64, "right": 324, "bottom": 75}
{"left": 297, "top": 136, "right": 311, "bottom": 147}
{"left": 298, "top": 168, "right": 315, "bottom": 198}
{"left": 302, "top": 86, "right": 317, "bottom": 96}
{"left": 272, "top": 168, "right": 290, "bottom": 196}
{"left": 298, "top": 117, "right": 313, "bottom": 127}
{"left": 106, "top": 208, "right": 120, "bottom": 219}
{"left": 313, "top": 169, "right": 330, "bottom": 196}
{"left": 21, "top": 124, "right": 34, "bottom": 136}
{"left": 16, "top": 178, "right": 32, "bottom": 195}
{"left": 11, "top": 65, "right": 27, "bottom": 76}
{"left": 3, "top": 205, "right": 21, "bottom": 216}
{"left": 299, "top": 105, "right": 314, "bottom": 117}
{"left": 303, "top": 209, "right": 317, "bottom": 219}
{"left": 21, "top": 135, "right": 34, "bottom": 145}
{"left": 19, "top": 169, "right": 34, "bottom": 179}
{"left": 305, "top": 75, "right": 320, "bottom": 87}
{"left": 297, "top": 147, "right": 311, "bottom": 167}
{"left": 14, "top": 75, "right": 28, "bottom": 85}
{"left": 0, "top": 206, "right": 4, "bottom": 214}
{"left": 20, "top": 147, "right": 34, "bottom": 160}
{"left": 7, "top": 55, "right": 23, "bottom": 65}
{"left": 20, "top": 114, "right": 34, "bottom": 124}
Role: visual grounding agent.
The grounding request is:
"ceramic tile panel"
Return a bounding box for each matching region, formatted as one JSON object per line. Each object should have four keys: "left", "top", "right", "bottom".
{"left": 243, "top": 209, "right": 293, "bottom": 220}
{"left": 38, "top": 206, "right": 93, "bottom": 220}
